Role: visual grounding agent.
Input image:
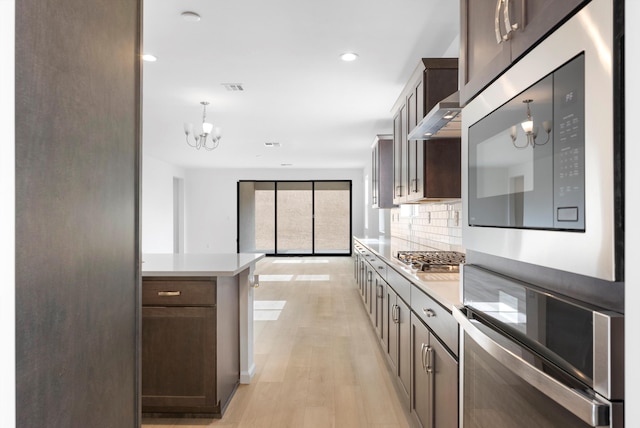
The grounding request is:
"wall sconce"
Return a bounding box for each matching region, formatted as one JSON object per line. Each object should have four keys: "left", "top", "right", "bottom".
{"left": 510, "top": 99, "right": 551, "bottom": 149}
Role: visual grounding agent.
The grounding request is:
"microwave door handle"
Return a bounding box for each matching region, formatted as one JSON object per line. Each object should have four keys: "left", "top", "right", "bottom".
{"left": 453, "top": 306, "right": 611, "bottom": 427}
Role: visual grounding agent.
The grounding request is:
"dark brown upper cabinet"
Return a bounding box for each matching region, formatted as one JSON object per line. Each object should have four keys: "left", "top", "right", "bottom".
{"left": 459, "top": 0, "right": 589, "bottom": 106}
{"left": 371, "top": 134, "right": 396, "bottom": 209}
{"left": 392, "top": 58, "right": 460, "bottom": 204}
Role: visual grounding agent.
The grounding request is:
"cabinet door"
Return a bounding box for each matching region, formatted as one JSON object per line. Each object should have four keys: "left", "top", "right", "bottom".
{"left": 364, "top": 264, "right": 373, "bottom": 309}
{"left": 460, "top": 0, "right": 512, "bottom": 105}
{"left": 509, "top": 0, "right": 588, "bottom": 63}
{"left": 393, "top": 106, "right": 407, "bottom": 204}
{"left": 380, "top": 283, "right": 393, "bottom": 357}
{"left": 432, "top": 334, "right": 458, "bottom": 428}
{"left": 387, "top": 289, "right": 399, "bottom": 373}
{"left": 422, "top": 139, "right": 461, "bottom": 199}
{"left": 397, "top": 297, "right": 411, "bottom": 405}
{"left": 374, "top": 276, "right": 387, "bottom": 342}
{"left": 407, "top": 90, "right": 418, "bottom": 199}
{"left": 413, "top": 79, "right": 425, "bottom": 199}
{"left": 142, "top": 306, "right": 217, "bottom": 412}
{"left": 358, "top": 257, "right": 365, "bottom": 293}
{"left": 371, "top": 145, "right": 378, "bottom": 207}
{"left": 368, "top": 265, "right": 376, "bottom": 323}
{"left": 411, "top": 315, "right": 432, "bottom": 428}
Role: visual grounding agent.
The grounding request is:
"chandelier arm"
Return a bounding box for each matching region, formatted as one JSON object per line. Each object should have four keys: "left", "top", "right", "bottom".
{"left": 185, "top": 134, "right": 199, "bottom": 149}
{"left": 203, "top": 136, "right": 220, "bottom": 151}
{"left": 511, "top": 132, "right": 528, "bottom": 149}
{"left": 534, "top": 130, "right": 552, "bottom": 147}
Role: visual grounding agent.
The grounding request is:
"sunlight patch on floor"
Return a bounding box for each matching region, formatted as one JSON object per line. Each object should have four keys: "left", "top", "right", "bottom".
{"left": 259, "top": 274, "right": 294, "bottom": 281}
{"left": 295, "top": 274, "right": 330, "bottom": 281}
{"left": 254, "top": 300, "right": 287, "bottom": 321}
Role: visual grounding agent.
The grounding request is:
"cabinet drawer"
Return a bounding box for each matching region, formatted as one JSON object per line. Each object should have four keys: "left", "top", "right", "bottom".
{"left": 143, "top": 278, "right": 216, "bottom": 306}
{"left": 411, "top": 285, "right": 458, "bottom": 357}
{"left": 386, "top": 267, "right": 411, "bottom": 304}
{"left": 367, "top": 255, "right": 388, "bottom": 280}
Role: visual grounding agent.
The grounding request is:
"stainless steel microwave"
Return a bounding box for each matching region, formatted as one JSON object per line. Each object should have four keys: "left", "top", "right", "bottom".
{"left": 468, "top": 54, "right": 585, "bottom": 231}
{"left": 462, "top": 0, "right": 622, "bottom": 282}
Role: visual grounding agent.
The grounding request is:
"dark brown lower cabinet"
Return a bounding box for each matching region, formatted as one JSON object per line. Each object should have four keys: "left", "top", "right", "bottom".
{"left": 411, "top": 314, "right": 458, "bottom": 428}
{"left": 141, "top": 277, "right": 239, "bottom": 417}
{"left": 374, "top": 274, "right": 387, "bottom": 348}
{"left": 388, "top": 287, "right": 411, "bottom": 406}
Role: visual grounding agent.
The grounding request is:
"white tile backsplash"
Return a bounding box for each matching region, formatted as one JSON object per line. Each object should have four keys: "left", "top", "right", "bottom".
{"left": 390, "top": 200, "right": 464, "bottom": 253}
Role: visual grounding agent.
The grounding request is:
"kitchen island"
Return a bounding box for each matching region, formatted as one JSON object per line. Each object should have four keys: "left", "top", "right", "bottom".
{"left": 141, "top": 252, "right": 264, "bottom": 417}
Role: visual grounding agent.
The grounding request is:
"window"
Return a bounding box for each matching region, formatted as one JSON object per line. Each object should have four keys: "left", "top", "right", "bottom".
{"left": 238, "top": 180, "right": 352, "bottom": 255}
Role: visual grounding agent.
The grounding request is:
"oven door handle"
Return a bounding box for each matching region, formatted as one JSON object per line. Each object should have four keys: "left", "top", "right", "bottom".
{"left": 453, "top": 306, "right": 611, "bottom": 427}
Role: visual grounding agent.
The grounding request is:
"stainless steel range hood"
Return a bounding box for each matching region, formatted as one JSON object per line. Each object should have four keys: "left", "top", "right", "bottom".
{"left": 407, "top": 91, "right": 461, "bottom": 140}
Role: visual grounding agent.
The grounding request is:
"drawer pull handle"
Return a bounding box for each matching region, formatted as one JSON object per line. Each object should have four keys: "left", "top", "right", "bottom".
{"left": 378, "top": 266, "right": 385, "bottom": 270}
{"left": 158, "top": 291, "right": 181, "bottom": 297}
{"left": 423, "top": 308, "right": 436, "bottom": 318}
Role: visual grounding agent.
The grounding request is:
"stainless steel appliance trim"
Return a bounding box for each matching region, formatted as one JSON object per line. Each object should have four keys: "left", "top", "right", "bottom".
{"left": 461, "top": 0, "right": 617, "bottom": 281}
{"left": 453, "top": 306, "right": 611, "bottom": 426}
{"left": 593, "top": 311, "right": 625, "bottom": 400}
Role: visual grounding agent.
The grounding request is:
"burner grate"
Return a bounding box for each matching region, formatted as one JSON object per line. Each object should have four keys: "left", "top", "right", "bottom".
{"left": 396, "top": 251, "right": 465, "bottom": 273}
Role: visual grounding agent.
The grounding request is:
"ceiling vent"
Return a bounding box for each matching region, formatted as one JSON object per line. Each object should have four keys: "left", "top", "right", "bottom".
{"left": 222, "top": 83, "right": 244, "bottom": 91}
{"left": 264, "top": 142, "right": 281, "bottom": 148}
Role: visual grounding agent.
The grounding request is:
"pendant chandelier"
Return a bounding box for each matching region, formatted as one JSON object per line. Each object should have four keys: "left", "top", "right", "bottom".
{"left": 510, "top": 99, "right": 551, "bottom": 149}
{"left": 183, "top": 101, "right": 222, "bottom": 151}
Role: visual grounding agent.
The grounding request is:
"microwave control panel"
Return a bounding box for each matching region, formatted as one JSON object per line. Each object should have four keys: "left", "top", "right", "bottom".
{"left": 553, "top": 54, "right": 585, "bottom": 230}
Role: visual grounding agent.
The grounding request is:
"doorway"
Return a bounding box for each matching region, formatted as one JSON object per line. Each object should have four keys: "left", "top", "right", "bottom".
{"left": 238, "top": 180, "right": 352, "bottom": 256}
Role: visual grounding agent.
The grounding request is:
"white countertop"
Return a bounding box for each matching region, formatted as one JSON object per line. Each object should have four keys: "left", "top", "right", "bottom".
{"left": 354, "top": 236, "right": 462, "bottom": 309}
{"left": 142, "top": 253, "right": 265, "bottom": 277}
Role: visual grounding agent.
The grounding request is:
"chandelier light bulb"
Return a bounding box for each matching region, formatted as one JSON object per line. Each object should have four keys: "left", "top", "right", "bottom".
{"left": 521, "top": 119, "right": 534, "bottom": 134}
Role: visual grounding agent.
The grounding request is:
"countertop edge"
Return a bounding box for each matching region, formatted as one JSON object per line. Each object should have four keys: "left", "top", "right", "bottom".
{"left": 141, "top": 253, "right": 265, "bottom": 277}
{"left": 354, "top": 237, "right": 462, "bottom": 310}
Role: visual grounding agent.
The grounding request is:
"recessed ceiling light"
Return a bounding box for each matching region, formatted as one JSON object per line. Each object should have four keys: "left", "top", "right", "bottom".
{"left": 340, "top": 52, "right": 359, "bottom": 62}
{"left": 142, "top": 54, "right": 157, "bottom": 62}
{"left": 181, "top": 11, "right": 201, "bottom": 22}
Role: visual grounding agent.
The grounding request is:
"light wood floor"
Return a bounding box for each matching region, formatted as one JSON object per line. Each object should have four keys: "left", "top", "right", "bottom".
{"left": 142, "top": 256, "right": 412, "bottom": 428}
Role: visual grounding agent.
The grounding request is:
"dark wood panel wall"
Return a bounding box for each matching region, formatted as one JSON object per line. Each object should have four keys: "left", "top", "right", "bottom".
{"left": 15, "top": 0, "right": 141, "bottom": 425}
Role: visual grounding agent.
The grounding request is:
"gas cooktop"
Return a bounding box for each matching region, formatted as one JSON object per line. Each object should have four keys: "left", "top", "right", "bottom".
{"left": 396, "top": 251, "right": 465, "bottom": 273}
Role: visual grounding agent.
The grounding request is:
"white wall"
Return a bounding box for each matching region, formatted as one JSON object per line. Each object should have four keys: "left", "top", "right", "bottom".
{"left": 1, "top": 0, "right": 15, "bottom": 424}
{"left": 626, "top": 0, "right": 639, "bottom": 423}
{"left": 184, "top": 168, "right": 364, "bottom": 253}
{"left": 141, "top": 156, "right": 185, "bottom": 253}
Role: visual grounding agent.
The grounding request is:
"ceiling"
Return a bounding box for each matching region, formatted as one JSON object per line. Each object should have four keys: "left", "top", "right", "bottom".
{"left": 142, "top": 0, "right": 460, "bottom": 170}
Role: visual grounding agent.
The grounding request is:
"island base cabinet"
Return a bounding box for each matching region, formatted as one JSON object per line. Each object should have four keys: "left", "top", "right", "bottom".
{"left": 142, "top": 306, "right": 217, "bottom": 412}
{"left": 411, "top": 315, "right": 458, "bottom": 428}
{"left": 141, "top": 277, "right": 239, "bottom": 417}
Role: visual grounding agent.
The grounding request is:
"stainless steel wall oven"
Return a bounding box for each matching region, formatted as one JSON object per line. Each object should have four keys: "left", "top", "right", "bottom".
{"left": 454, "top": 265, "right": 624, "bottom": 428}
